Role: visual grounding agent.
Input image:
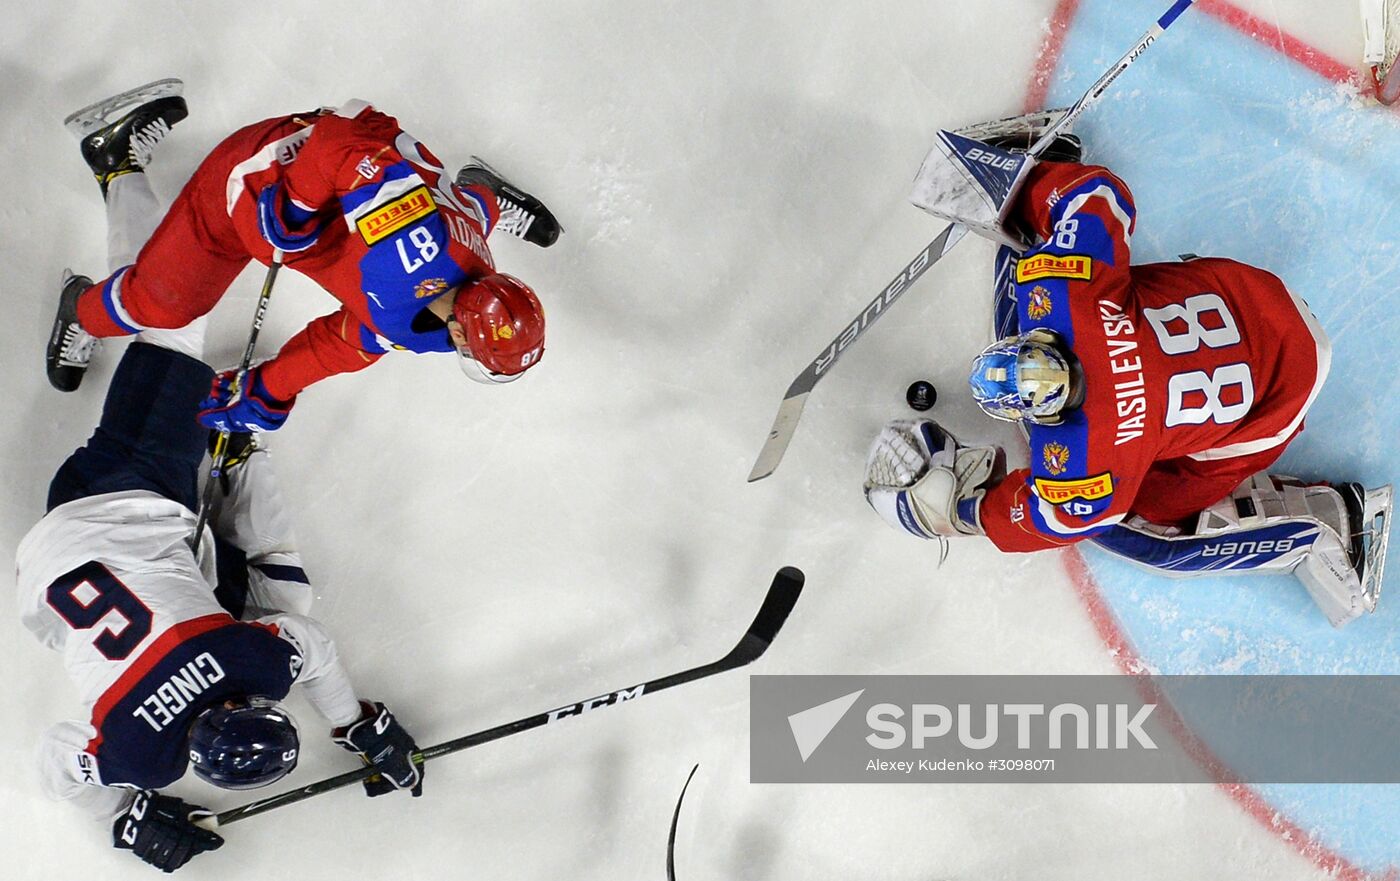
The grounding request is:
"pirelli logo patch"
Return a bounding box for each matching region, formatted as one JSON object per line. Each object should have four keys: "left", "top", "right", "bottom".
{"left": 1016, "top": 253, "right": 1092, "bottom": 284}
{"left": 356, "top": 186, "right": 436, "bottom": 245}
{"left": 1034, "top": 472, "right": 1114, "bottom": 504}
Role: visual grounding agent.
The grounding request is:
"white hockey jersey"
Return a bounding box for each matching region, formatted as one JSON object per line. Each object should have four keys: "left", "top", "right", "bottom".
{"left": 17, "top": 477, "right": 360, "bottom": 818}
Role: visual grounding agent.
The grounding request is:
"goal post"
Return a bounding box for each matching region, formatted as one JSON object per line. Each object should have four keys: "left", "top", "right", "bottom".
{"left": 1362, "top": 0, "right": 1400, "bottom": 104}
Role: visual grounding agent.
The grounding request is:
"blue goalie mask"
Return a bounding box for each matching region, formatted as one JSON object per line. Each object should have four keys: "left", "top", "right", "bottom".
{"left": 968, "top": 329, "right": 1077, "bottom": 424}
{"left": 188, "top": 697, "right": 300, "bottom": 790}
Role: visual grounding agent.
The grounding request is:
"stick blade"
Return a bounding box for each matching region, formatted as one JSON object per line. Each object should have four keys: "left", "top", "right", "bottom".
{"left": 748, "top": 392, "right": 810, "bottom": 482}
{"left": 728, "top": 566, "right": 804, "bottom": 664}
{"left": 666, "top": 763, "right": 700, "bottom": 881}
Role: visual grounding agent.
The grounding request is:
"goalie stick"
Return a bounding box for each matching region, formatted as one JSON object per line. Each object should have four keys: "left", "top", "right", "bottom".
{"left": 747, "top": 0, "right": 1199, "bottom": 482}
{"left": 200, "top": 566, "right": 805, "bottom": 829}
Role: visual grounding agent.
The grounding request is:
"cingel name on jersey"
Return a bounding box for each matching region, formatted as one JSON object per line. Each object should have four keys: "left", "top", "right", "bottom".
{"left": 130, "top": 652, "right": 227, "bottom": 733}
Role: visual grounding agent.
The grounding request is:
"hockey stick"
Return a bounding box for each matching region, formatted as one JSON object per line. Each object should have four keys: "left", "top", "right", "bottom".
{"left": 666, "top": 764, "right": 700, "bottom": 881}
{"left": 747, "top": 0, "right": 1198, "bottom": 482}
{"left": 201, "top": 566, "right": 805, "bottom": 829}
{"left": 191, "top": 250, "right": 284, "bottom": 554}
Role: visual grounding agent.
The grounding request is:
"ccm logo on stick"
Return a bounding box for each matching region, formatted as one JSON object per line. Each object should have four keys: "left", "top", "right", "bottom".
{"left": 547, "top": 685, "right": 646, "bottom": 722}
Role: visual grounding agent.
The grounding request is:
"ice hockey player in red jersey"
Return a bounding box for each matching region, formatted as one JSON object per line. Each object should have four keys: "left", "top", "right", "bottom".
{"left": 22, "top": 83, "right": 427, "bottom": 873}
{"left": 46, "top": 80, "right": 558, "bottom": 432}
{"left": 864, "top": 125, "right": 1391, "bottom": 627}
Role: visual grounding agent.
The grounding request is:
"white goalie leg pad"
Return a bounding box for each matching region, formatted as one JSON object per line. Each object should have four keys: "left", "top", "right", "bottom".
{"left": 864, "top": 420, "right": 998, "bottom": 539}
{"left": 1199, "top": 474, "right": 1375, "bottom": 627}
{"left": 1110, "top": 474, "right": 1380, "bottom": 627}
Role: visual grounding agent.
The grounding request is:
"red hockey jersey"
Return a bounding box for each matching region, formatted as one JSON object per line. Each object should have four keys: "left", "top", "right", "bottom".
{"left": 977, "top": 163, "right": 1331, "bottom": 552}
{"left": 218, "top": 101, "right": 500, "bottom": 398}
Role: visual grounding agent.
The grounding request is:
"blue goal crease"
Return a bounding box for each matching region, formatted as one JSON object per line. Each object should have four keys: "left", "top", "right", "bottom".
{"left": 1045, "top": 0, "right": 1400, "bottom": 871}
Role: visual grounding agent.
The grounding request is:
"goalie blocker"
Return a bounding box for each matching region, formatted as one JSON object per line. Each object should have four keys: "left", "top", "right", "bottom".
{"left": 865, "top": 419, "right": 1393, "bottom": 628}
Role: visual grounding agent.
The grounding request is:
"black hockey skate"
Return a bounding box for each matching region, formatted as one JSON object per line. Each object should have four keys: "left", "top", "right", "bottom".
{"left": 1336, "top": 480, "right": 1393, "bottom": 612}
{"left": 456, "top": 157, "right": 561, "bottom": 248}
{"left": 1339, "top": 482, "right": 1370, "bottom": 581}
{"left": 64, "top": 78, "right": 187, "bottom": 197}
{"left": 47, "top": 271, "right": 98, "bottom": 392}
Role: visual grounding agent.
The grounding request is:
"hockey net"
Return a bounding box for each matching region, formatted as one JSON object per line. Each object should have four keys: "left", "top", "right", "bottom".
{"left": 1363, "top": 0, "right": 1400, "bottom": 104}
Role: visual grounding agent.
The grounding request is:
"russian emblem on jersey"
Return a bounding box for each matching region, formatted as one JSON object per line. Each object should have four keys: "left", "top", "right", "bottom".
{"left": 1025, "top": 285, "right": 1053, "bottom": 321}
{"left": 1016, "top": 253, "right": 1092, "bottom": 284}
{"left": 1042, "top": 442, "right": 1071, "bottom": 476}
{"left": 1034, "top": 472, "right": 1115, "bottom": 504}
{"left": 356, "top": 185, "right": 436, "bottom": 245}
{"left": 414, "top": 277, "right": 450, "bottom": 299}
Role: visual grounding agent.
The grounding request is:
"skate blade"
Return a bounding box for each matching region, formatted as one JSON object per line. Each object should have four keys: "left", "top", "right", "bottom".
{"left": 464, "top": 154, "right": 503, "bottom": 177}
{"left": 1360, "top": 484, "right": 1393, "bottom": 611}
{"left": 954, "top": 107, "right": 1071, "bottom": 142}
{"left": 64, "top": 78, "right": 184, "bottom": 139}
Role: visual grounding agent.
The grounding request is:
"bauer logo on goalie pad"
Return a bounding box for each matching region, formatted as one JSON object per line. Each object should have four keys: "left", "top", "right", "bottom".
{"left": 1016, "top": 253, "right": 1092, "bottom": 284}
{"left": 1034, "top": 472, "right": 1114, "bottom": 504}
{"left": 356, "top": 185, "right": 436, "bottom": 245}
{"left": 1199, "top": 538, "right": 1297, "bottom": 558}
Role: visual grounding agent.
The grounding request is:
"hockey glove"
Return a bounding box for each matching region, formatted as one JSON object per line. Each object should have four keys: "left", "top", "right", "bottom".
{"left": 256, "top": 184, "right": 326, "bottom": 253}
{"left": 864, "top": 420, "right": 999, "bottom": 539}
{"left": 112, "top": 790, "right": 223, "bottom": 873}
{"left": 332, "top": 701, "right": 424, "bottom": 797}
{"left": 198, "top": 366, "right": 294, "bottom": 433}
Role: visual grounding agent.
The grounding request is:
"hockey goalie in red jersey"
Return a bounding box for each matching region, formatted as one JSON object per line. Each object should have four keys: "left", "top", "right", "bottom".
{"left": 46, "top": 80, "right": 560, "bottom": 432}
{"left": 864, "top": 123, "right": 1391, "bottom": 627}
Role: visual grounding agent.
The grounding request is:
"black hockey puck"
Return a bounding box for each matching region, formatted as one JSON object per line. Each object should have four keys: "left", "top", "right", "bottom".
{"left": 906, "top": 380, "right": 937, "bottom": 411}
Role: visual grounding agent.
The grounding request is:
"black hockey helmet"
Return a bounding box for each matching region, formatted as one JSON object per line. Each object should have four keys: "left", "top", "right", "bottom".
{"left": 188, "top": 697, "right": 300, "bottom": 790}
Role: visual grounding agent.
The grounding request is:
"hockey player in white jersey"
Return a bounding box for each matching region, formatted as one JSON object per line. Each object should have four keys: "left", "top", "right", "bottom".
{"left": 18, "top": 82, "right": 424, "bottom": 874}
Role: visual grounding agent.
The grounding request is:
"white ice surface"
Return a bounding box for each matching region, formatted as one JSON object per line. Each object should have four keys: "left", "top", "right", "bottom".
{"left": 0, "top": 2, "right": 1374, "bottom": 879}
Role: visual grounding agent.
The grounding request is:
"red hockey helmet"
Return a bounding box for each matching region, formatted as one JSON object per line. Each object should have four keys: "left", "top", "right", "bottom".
{"left": 449, "top": 273, "right": 545, "bottom": 384}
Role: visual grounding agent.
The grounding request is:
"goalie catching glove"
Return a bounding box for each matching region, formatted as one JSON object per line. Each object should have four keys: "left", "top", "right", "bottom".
{"left": 864, "top": 420, "right": 1001, "bottom": 539}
